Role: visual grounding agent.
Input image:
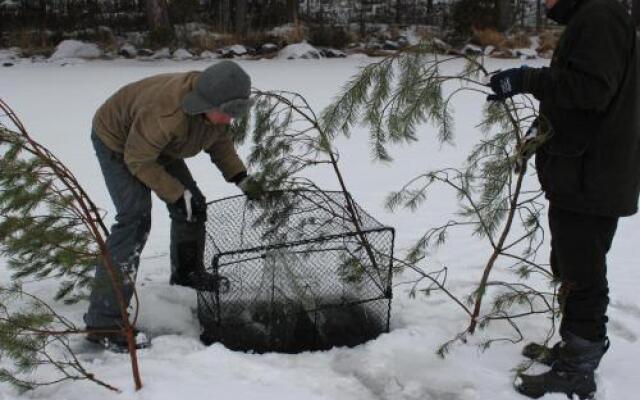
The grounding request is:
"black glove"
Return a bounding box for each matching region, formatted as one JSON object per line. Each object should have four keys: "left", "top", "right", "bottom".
{"left": 236, "top": 175, "right": 265, "bottom": 201}
{"left": 172, "top": 189, "right": 207, "bottom": 222}
{"left": 487, "top": 67, "right": 529, "bottom": 101}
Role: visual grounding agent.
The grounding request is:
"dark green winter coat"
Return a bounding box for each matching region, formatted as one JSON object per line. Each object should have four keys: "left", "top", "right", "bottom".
{"left": 523, "top": 0, "right": 640, "bottom": 217}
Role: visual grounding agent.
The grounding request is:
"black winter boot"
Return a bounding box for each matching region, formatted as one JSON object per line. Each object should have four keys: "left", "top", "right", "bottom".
{"left": 170, "top": 269, "right": 230, "bottom": 292}
{"left": 515, "top": 333, "right": 609, "bottom": 399}
{"left": 522, "top": 341, "right": 561, "bottom": 366}
{"left": 170, "top": 241, "right": 229, "bottom": 292}
{"left": 516, "top": 370, "right": 596, "bottom": 399}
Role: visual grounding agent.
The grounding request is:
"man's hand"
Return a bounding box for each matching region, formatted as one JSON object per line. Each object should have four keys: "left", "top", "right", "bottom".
{"left": 487, "top": 67, "right": 529, "bottom": 101}
{"left": 237, "top": 175, "right": 264, "bottom": 201}
{"left": 172, "top": 189, "right": 207, "bottom": 222}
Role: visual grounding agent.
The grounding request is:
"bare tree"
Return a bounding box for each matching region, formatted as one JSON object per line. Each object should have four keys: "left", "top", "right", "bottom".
{"left": 146, "top": 0, "right": 173, "bottom": 44}
{"left": 288, "top": 0, "right": 299, "bottom": 24}
{"left": 496, "top": 0, "right": 513, "bottom": 32}
{"left": 146, "top": 0, "right": 170, "bottom": 30}
{"left": 536, "top": 0, "right": 543, "bottom": 31}
{"left": 235, "top": 0, "right": 248, "bottom": 35}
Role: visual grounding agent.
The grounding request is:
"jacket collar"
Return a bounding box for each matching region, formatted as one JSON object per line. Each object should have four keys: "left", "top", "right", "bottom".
{"left": 546, "top": 0, "right": 590, "bottom": 25}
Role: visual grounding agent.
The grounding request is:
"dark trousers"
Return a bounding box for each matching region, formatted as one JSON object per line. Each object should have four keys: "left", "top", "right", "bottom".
{"left": 84, "top": 133, "right": 206, "bottom": 328}
{"left": 548, "top": 205, "right": 618, "bottom": 342}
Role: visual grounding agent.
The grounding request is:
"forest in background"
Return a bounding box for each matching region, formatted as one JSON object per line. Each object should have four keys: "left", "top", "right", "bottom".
{"left": 1, "top": 1, "right": 639, "bottom": 56}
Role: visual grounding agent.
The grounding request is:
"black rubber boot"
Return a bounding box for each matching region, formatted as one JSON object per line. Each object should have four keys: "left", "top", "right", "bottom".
{"left": 516, "top": 370, "right": 596, "bottom": 399}
{"left": 522, "top": 341, "right": 561, "bottom": 366}
{"left": 170, "top": 241, "right": 229, "bottom": 292}
{"left": 86, "top": 327, "right": 151, "bottom": 353}
{"left": 515, "top": 333, "right": 609, "bottom": 399}
{"left": 170, "top": 269, "right": 230, "bottom": 292}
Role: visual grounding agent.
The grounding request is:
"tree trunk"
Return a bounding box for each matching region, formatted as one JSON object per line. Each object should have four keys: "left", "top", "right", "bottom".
{"left": 235, "top": 0, "right": 248, "bottom": 35}
{"left": 495, "top": 0, "right": 512, "bottom": 32}
{"left": 38, "top": 0, "right": 47, "bottom": 40}
{"left": 221, "top": 0, "right": 231, "bottom": 32}
{"left": 536, "top": 0, "right": 543, "bottom": 32}
{"left": 146, "top": 0, "right": 170, "bottom": 32}
{"left": 146, "top": 0, "right": 173, "bottom": 45}
{"left": 287, "top": 0, "right": 299, "bottom": 24}
{"left": 633, "top": 0, "right": 640, "bottom": 29}
{"left": 360, "top": 1, "right": 366, "bottom": 38}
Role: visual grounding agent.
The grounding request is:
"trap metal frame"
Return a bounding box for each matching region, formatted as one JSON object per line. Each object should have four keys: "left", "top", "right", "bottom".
{"left": 197, "top": 190, "right": 394, "bottom": 353}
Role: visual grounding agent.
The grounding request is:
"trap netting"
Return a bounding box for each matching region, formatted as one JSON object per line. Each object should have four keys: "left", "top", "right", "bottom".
{"left": 198, "top": 190, "right": 394, "bottom": 353}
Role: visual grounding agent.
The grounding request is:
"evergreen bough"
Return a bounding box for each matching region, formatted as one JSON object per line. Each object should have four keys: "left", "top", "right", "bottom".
{"left": 322, "top": 40, "right": 559, "bottom": 356}
{"left": 0, "top": 284, "right": 118, "bottom": 392}
{"left": 0, "top": 99, "right": 142, "bottom": 392}
{"left": 229, "top": 89, "right": 387, "bottom": 292}
{"left": 0, "top": 128, "right": 99, "bottom": 304}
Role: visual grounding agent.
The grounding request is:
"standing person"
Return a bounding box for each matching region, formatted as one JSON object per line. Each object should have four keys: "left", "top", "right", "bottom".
{"left": 85, "top": 61, "right": 259, "bottom": 351}
{"left": 487, "top": 0, "right": 639, "bottom": 398}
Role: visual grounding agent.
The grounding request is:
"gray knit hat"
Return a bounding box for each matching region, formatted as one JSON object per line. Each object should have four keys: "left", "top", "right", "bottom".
{"left": 182, "top": 60, "right": 252, "bottom": 118}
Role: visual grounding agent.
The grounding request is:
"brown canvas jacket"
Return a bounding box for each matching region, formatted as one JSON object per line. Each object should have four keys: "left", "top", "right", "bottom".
{"left": 92, "top": 71, "right": 246, "bottom": 203}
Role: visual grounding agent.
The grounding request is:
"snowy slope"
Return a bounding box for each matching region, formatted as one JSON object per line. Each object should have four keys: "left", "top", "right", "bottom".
{"left": 1, "top": 57, "right": 639, "bottom": 400}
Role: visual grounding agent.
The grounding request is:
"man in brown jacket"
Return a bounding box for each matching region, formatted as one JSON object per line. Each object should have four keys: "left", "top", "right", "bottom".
{"left": 85, "top": 61, "right": 256, "bottom": 350}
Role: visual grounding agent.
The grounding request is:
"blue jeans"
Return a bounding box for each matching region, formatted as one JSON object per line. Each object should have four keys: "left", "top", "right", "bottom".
{"left": 85, "top": 132, "right": 206, "bottom": 328}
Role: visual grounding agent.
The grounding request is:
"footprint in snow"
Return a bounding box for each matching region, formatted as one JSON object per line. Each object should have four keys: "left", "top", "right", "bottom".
{"left": 607, "top": 319, "right": 638, "bottom": 343}
{"left": 610, "top": 301, "right": 640, "bottom": 321}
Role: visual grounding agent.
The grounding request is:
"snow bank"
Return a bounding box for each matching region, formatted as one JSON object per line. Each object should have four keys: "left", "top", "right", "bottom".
{"left": 219, "top": 45, "right": 249, "bottom": 58}
{"left": 277, "top": 42, "right": 323, "bottom": 60}
{"left": 151, "top": 47, "right": 171, "bottom": 59}
{"left": 0, "top": 47, "right": 20, "bottom": 61}
{"left": 322, "top": 48, "right": 347, "bottom": 58}
{"left": 49, "top": 40, "right": 103, "bottom": 61}
{"left": 119, "top": 43, "right": 137, "bottom": 58}
{"left": 172, "top": 48, "right": 193, "bottom": 60}
{"left": 0, "top": 47, "right": 21, "bottom": 66}
{"left": 200, "top": 50, "right": 218, "bottom": 59}
{"left": 514, "top": 48, "right": 538, "bottom": 59}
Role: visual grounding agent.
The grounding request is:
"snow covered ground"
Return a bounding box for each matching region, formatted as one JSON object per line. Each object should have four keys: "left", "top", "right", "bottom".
{"left": 1, "top": 56, "right": 639, "bottom": 400}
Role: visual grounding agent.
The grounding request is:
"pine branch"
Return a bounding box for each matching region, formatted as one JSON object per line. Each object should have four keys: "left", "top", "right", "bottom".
{"left": 321, "top": 41, "right": 556, "bottom": 349}
{"left": 0, "top": 99, "right": 143, "bottom": 391}
{"left": 0, "top": 286, "right": 120, "bottom": 393}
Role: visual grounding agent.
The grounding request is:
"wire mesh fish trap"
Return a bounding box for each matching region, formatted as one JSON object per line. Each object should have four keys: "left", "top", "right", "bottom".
{"left": 198, "top": 190, "right": 394, "bottom": 353}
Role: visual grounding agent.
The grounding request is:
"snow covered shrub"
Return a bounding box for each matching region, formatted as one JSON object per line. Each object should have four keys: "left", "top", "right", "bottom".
{"left": 50, "top": 39, "right": 103, "bottom": 60}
